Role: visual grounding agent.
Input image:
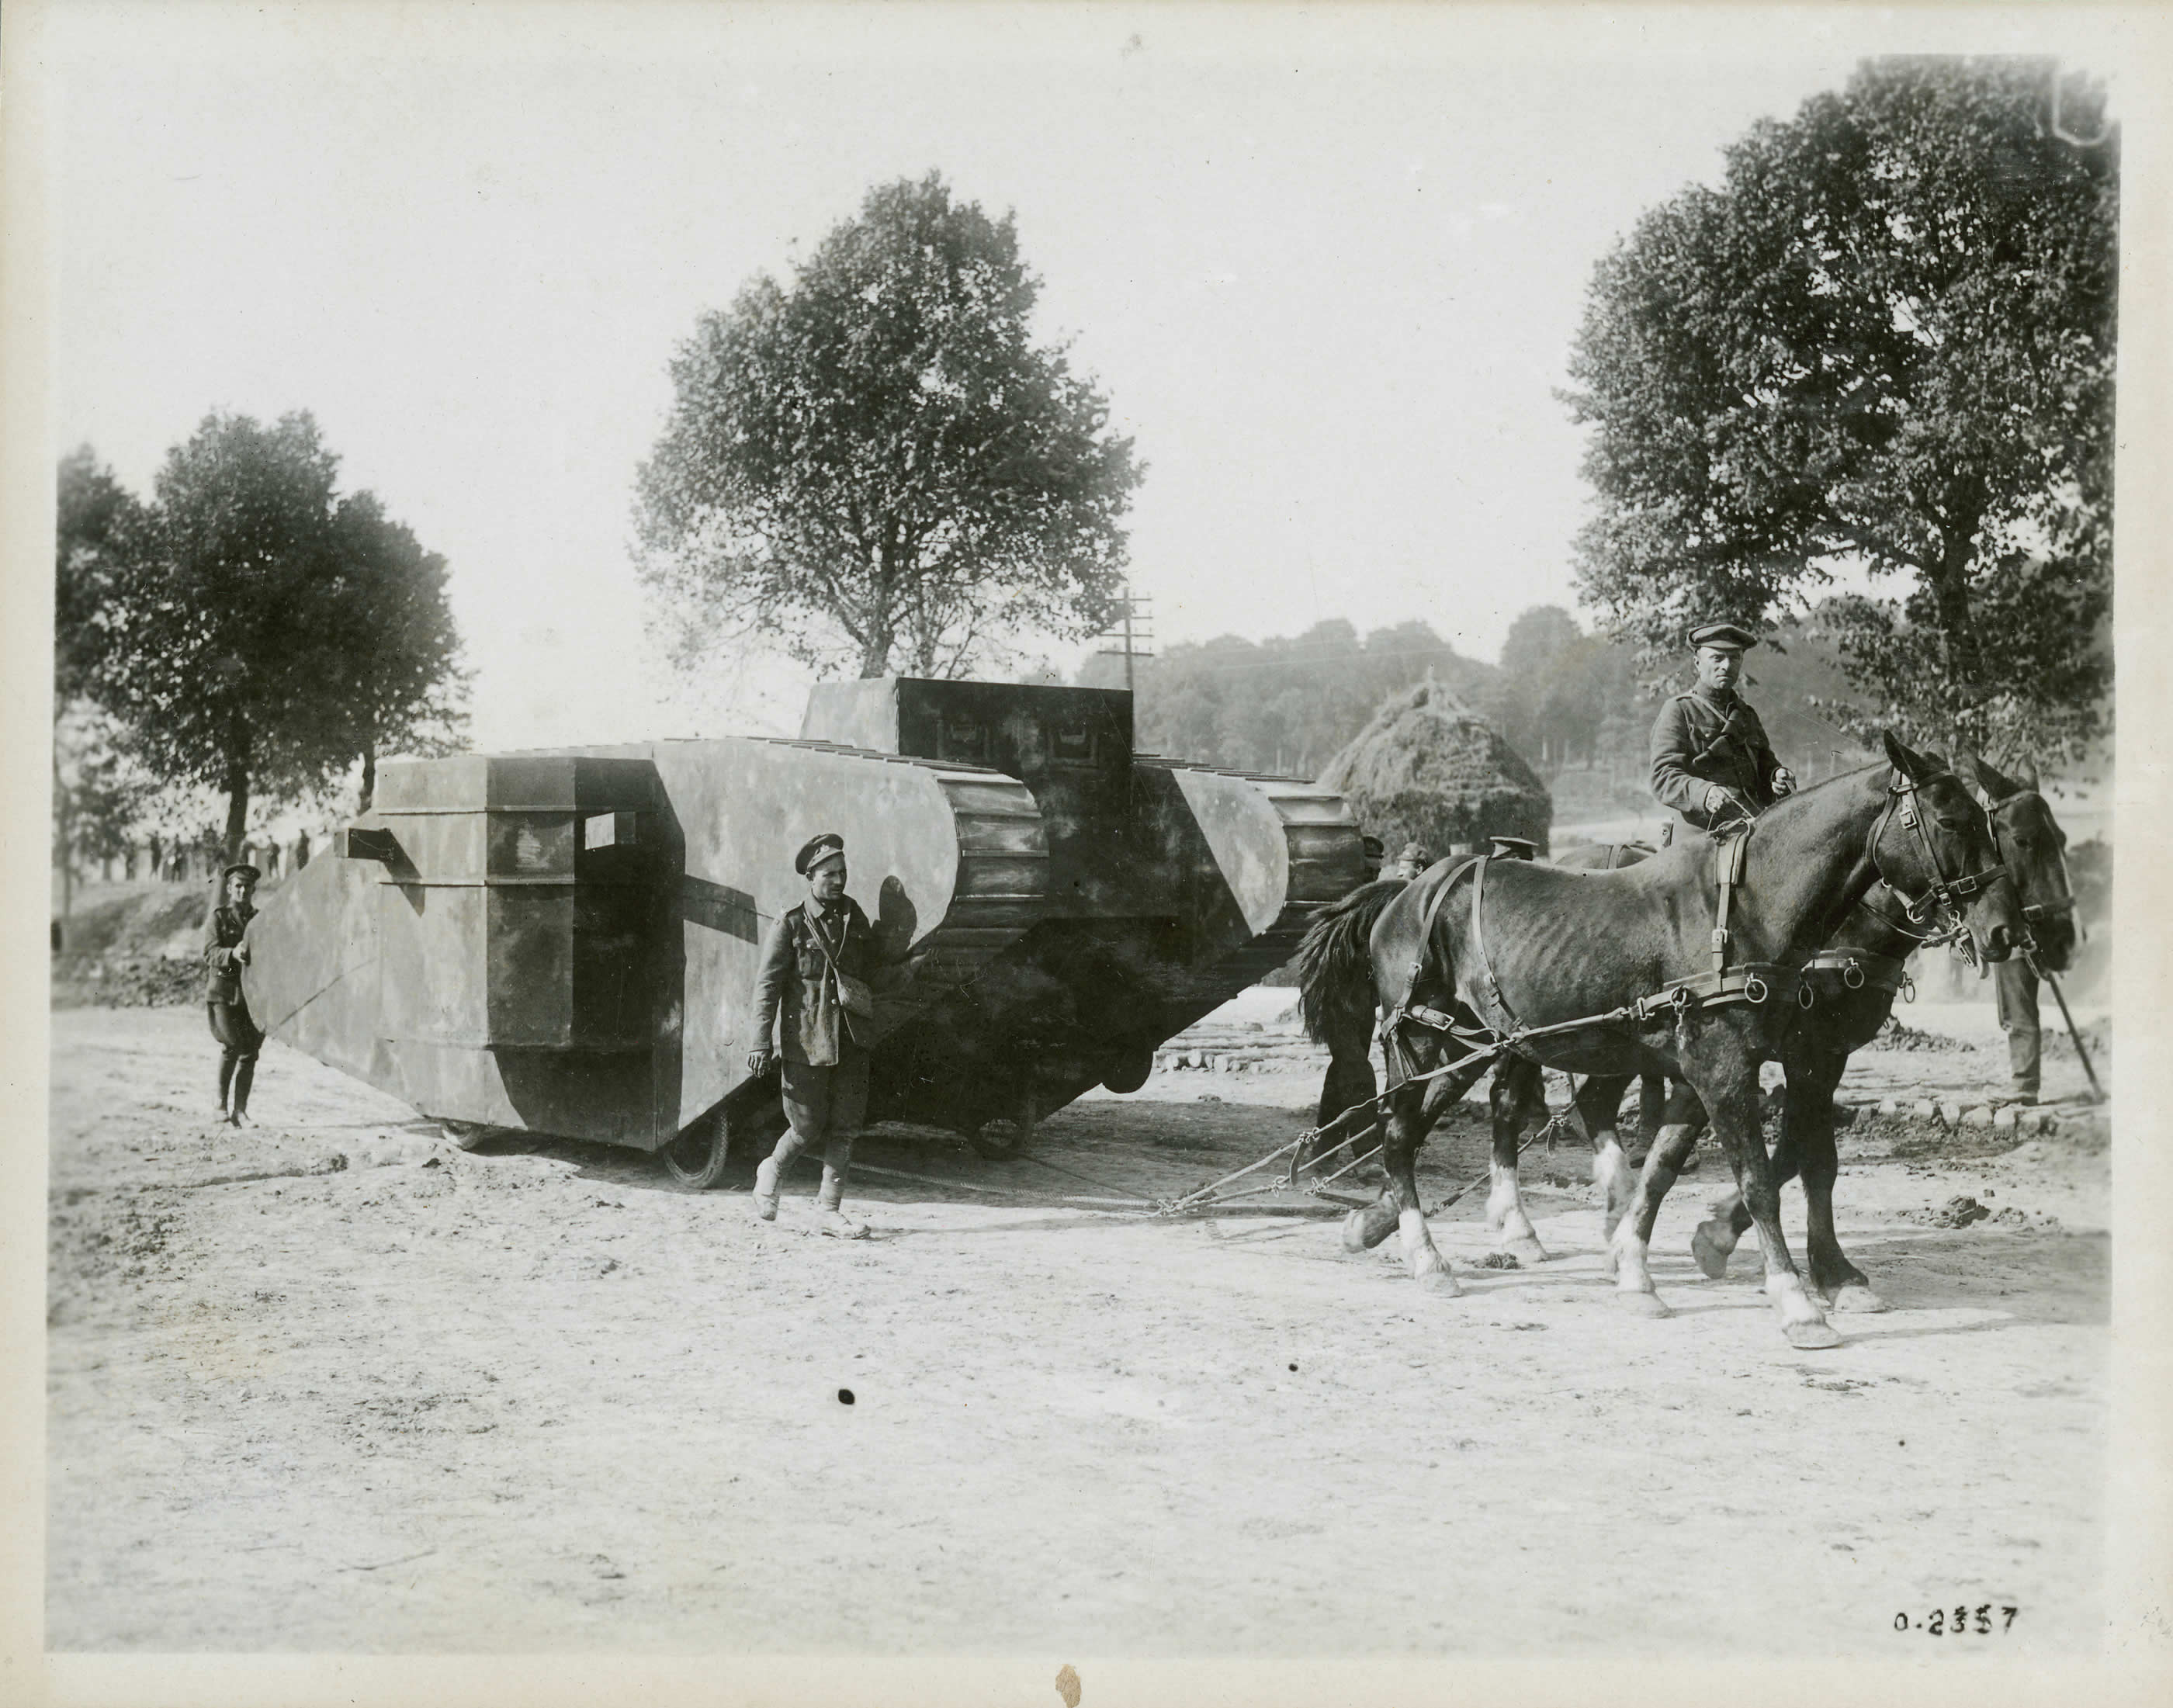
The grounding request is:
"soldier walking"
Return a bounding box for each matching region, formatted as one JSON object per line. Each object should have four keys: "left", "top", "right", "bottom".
{"left": 204, "top": 862, "right": 264, "bottom": 1124}
{"left": 744, "top": 833, "right": 910, "bottom": 1238}
{"left": 1649, "top": 619, "right": 1798, "bottom": 830}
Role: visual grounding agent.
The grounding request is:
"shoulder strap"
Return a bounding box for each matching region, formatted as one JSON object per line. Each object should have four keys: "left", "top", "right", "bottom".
{"left": 1470, "top": 854, "right": 1519, "bottom": 1031}
{"left": 1405, "top": 854, "right": 1478, "bottom": 982}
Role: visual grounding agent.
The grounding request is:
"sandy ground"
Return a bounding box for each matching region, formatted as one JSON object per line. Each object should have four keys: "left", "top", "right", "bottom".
{"left": 48, "top": 1003, "right": 2109, "bottom": 1657}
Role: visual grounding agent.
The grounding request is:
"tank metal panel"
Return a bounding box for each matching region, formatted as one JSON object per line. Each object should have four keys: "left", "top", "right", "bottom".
{"left": 240, "top": 840, "right": 389, "bottom": 1086}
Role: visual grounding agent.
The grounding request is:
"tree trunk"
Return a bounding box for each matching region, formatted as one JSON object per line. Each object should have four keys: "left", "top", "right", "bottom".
{"left": 1931, "top": 517, "right": 1986, "bottom": 754}
{"left": 360, "top": 742, "right": 377, "bottom": 814}
{"left": 858, "top": 630, "right": 895, "bottom": 677}
{"left": 223, "top": 766, "right": 251, "bottom": 864}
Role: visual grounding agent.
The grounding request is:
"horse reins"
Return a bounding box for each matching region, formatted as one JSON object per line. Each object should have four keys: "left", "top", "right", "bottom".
{"left": 1385, "top": 764, "right": 2008, "bottom": 1064}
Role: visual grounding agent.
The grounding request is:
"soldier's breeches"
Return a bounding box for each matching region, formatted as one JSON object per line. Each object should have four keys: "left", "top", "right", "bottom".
{"left": 772, "top": 1050, "right": 872, "bottom": 1185}
{"left": 1994, "top": 959, "right": 2042, "bottom": 1093}
{"left": 208, "top": 998, "right": 263, "bottom": 1060}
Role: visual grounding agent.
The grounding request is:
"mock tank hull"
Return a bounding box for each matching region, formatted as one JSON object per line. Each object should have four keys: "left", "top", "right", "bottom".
{"left": 244, "top": 678, "right": 1367, "bottom": 1161}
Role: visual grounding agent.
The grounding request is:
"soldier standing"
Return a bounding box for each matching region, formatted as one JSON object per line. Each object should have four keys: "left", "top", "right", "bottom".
{"left": 204, "top": 862, "right": 264, "bottom": 1124}
{"left": 1649, "top": 620, "right": 1798, "bottom": 830}
{"left": 744, "top": 833, "right": 910, "bottom": 1239}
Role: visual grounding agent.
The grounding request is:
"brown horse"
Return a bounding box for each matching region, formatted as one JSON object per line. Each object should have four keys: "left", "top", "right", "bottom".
{"left": 1298, "top": 733, "right": 2021, "bottom": 1348}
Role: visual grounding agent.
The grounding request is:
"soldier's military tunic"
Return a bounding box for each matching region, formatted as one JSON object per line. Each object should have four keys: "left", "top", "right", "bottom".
{"left": 1649, "top": 686, "right": 1786, "bottom": 830}
{"left": 747, "top": 893, "right": 884, "bottom": 1162}
{"left": 203, "top": 902, "right": 263, "bottom": 1057}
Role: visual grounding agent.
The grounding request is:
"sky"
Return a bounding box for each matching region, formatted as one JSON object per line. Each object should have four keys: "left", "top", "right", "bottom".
{"left": 43, "top": 2, "right": 2140, "bottom": 753}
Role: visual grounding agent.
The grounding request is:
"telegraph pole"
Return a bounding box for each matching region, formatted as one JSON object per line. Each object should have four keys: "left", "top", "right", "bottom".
{"left": 1095, "top": 586, "right": 1154, "bottom": 693}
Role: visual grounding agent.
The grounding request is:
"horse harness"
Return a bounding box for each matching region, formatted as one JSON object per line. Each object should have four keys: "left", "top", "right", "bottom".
{"left": 1384, "top": 767, "right": 2000, "bottom": 1063}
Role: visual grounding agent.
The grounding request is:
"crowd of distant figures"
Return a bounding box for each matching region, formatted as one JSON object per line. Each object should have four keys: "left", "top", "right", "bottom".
{"left": 87, "top": 826, "right": 324, "bottom": 888}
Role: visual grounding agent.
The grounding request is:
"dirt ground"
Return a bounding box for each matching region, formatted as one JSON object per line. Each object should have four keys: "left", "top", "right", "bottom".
{"left": 48, "top": 1003, "right": 2109, "bottom": 1657}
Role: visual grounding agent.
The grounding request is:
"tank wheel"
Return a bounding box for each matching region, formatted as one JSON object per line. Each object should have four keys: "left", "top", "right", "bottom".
{"left": 968, "top": 1093, "right": 1038, "bottom": 1161}
{"left": 660, "top": 1110, "right": 733, "bottom": 1191}
{"left": 1101, "top": 1045, "right": 1154, "bottom": 1096}
{"left": 440, "top": 1120, "right": 494, "bottom": 1152}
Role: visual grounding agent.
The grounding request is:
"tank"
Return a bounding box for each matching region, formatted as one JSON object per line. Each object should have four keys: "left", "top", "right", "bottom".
{"left": 241, "top": 677, "right": 1369, "bottom": 1182}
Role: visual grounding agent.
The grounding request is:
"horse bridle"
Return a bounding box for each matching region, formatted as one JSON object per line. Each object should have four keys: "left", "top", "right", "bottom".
{"left": 1867, "top": 769, "right": 2012, "bottom": 940}
{"left": 1988, "top": 791, "right": 2078, "bottom": 937}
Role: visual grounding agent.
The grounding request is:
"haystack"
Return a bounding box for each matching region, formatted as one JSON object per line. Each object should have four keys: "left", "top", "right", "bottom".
{"left": 1318, "top": 681, "right": 1552, "bottom": 858}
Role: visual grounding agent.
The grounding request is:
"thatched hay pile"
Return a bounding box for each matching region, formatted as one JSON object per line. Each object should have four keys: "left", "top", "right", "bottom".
{"left": 1318, "top": 681, "right": 1552, "bottom": 857}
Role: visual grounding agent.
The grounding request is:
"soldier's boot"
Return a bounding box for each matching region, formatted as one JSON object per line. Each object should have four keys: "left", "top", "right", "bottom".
{"left": 229, "top": 1058, "right": 256, "bottom": 1126}
{"left": 814, "top": 1173, "right": 868, "bottom": 1240}
{"left": 217, "top": 1054, "right": 236, "bottom": 1120}
{"left": 751, "top": 1157, "right": 781, "bottom": 1221}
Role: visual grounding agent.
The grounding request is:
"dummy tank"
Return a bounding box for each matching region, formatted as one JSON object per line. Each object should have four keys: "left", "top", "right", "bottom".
{"left": 241, "top": 677, "right": 1370, "bottom": 1185}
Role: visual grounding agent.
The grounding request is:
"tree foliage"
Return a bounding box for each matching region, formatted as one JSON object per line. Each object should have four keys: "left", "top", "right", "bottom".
{"left": 1081, "top": 618, "right": 1499, "bottom": 779}
{"left": 1565, "top": 57, "right": 2116, "bottom": 763}
{"left": 57, "top": 446, "right": 148, "bottom": 711}
{"left": 75, "top": 414, "right": 466, "bottom": 857}
{"left": 636, "top": 172, "right": 1144, "bottom": 680}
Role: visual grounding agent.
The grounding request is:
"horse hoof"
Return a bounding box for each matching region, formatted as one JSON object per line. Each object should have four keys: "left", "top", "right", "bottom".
{"left": 1506, "top": 1235, "right": 1549, "bottom": 1266}
{"left": 1616, "top": 1291, "right": 1671, "bottom": 1319}
{"left": 1830, "top": 1283, "right": 1890, "bottom": 1315}
{"left": 1416, "top": 1266, "right": 1464, "bottom": 1296}
{"left": 1690, "top": 1222, "right": 1733, "bottom": 1280}
{"left": 1783, "top": 1319, "right": 1844, "bottom": 1350}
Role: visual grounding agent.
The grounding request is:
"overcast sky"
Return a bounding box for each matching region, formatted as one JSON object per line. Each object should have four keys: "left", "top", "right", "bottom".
{"left": 45, "top": 2, "right": 2137, "bottom": 751}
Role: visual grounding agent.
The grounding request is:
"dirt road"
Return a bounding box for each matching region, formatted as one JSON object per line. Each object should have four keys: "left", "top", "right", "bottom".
{"left": 48, "top": 1006, "right": 2107, "bottom": 1655}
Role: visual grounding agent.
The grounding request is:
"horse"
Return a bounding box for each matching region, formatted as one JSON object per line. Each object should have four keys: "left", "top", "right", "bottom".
{"left": 1676, "top": 751, "right": 2078, "bottom": 1285}
{"left": 1296, "top": 732, "right": 2022, "bottom": 1348}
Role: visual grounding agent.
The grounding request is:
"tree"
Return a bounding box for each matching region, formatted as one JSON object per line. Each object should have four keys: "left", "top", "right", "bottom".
{"left": 321, "top": 492, "right": 469, "bottom": 809}
{"left": 636, "top": 172, "right": 1144, "bottom": 681}
{"left": 57, "top": 446, "right": 146, "bottom": 708}
{"left": 84, "top": 413, "right": 466, "bottom": 857}
{"left": 54, "top": 449, "right": 151, "bottom": 923}
{"left": 1564, "top": 57, "right": 2116, "bottom": 763}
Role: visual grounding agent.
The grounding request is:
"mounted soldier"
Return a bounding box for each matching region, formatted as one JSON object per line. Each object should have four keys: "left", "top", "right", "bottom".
{"left": 1649, "top": 620, "right": 1798, "bottom": 830}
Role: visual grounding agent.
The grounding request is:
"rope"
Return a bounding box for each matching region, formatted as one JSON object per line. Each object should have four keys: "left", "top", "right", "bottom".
{"left": 1003, "top": 1149, "right": 1164, "bottom": 1206}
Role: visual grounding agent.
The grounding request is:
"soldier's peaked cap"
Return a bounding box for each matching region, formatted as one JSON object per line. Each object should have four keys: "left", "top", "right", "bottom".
{"left": 1688, "top": 620, "right": 1759, "bottom": 651}
{"left": 221, "top": 863, "right": 261, "bottom": 883}
{"left": 795, "top": 833, "right": 846, "bottom": 876}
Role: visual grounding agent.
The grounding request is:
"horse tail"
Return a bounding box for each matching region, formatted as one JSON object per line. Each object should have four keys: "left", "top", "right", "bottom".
{"left": 1293, "top": 878, "right": 1406, "bottom": 1046}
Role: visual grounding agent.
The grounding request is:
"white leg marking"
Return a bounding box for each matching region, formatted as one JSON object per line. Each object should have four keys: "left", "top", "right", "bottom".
{"left": 1766, "top": 1269, "right": 1828, "bottom": 1327}
{"left": 1488, "top": 1160, "right": 1544, "bottom": 1254}
{"left": 1591, "top": 1136, "right": 1633, "bottom": 1241}
{"left": 1399, "top": 1206, "right": 1460, "bottom": 1291}
{"left": 1610, "top": 1220, "right": 1658, "bottom": 1294}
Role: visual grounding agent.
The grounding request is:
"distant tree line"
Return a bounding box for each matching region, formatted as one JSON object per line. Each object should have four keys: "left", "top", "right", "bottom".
{"left": 1076, "top": 601, "right": 1929, "bottom": 799}
{"left": 54, "top": 414, "right": 467, "bottom": 902}
{"left": 1076, "top": 609, "right": 1643, "bottom": 783}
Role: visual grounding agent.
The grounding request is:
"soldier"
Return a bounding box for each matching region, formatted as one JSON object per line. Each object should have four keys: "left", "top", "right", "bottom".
{"left": 744, "top": 833, "right": 912, "bottom": 1238}
{"left": 203, "top": 862, "right": 264, "bottom": 1125}
{"left": 1649, "top": 620, "right": 1798, "bottom": 830}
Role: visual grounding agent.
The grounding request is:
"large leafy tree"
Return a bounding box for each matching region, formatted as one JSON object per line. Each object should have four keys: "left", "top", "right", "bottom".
{"left": 82, "top": 413, "right": 466, "bottom": 857}
{"left": 321, "top": 491, "right": 470, "bottom": 809}
{"left": 636, "top": 172, "right": 1144, "bottom": 680}
{"left": 1564, "top": 57, "right": 2116, "bottom": 763}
